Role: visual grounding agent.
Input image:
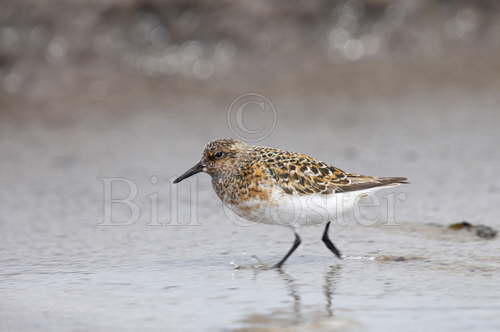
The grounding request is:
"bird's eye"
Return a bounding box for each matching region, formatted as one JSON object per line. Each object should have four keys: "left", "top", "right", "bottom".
{"left": 214, "top": 151, "right": 224, "bottom": 159}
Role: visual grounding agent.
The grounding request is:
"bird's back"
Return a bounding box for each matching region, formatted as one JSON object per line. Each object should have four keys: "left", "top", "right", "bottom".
{"left": 215, "top": 144, "right": 407, "bottom": 226}
{"left": 247, "top": 146, "right": 407, "bottom": 195}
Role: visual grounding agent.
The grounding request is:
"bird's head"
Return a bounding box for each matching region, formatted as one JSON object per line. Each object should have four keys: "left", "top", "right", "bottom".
{"left": 173, "top": 139, "right": 248, "bottom": 183}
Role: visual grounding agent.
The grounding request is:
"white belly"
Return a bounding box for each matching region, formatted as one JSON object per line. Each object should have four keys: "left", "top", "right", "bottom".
{"left": 223, "top": 187, "right": 382, "bottom": 227}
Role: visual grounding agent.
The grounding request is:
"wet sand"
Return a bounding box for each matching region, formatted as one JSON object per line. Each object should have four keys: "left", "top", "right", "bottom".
{"left": 1, "top": 77, "right": 500, "bottom": 331}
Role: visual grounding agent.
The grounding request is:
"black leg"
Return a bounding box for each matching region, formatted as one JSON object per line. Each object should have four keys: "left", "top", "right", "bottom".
{"left": 273, "top": 232, "right": 301, "bottom": 269}
{"left": 322, "top": 221, "right": 343, "bottom": 259}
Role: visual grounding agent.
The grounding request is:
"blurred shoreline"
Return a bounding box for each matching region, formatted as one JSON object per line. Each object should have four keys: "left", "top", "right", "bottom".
{"left": 2, "top": 51, "right": 500, "bottom": 122}
{"left": 3, "top": 0, "right": 500, "bottom": 117}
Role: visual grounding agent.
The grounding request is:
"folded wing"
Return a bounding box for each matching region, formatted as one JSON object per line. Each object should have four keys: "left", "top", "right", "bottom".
{"left": 258, "top": 148, "right": 408, "bottom": 195}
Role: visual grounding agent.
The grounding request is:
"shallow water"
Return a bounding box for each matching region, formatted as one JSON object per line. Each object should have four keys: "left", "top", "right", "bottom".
{"left": 1, "top": 90, "right": 500, "bottom": 331}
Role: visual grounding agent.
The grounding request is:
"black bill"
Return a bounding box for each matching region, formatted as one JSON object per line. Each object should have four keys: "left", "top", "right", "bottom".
{"left": 173, "top": 161, "right": 204, "bottom": 183}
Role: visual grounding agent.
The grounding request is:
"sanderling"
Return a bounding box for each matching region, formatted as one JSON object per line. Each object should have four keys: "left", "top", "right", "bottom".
{"left": 174, "top": 139, "right": 408, "bottom": 268}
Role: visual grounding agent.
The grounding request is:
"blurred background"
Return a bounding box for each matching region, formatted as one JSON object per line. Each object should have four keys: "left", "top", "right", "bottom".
{"left": 2, "top": 1, "right": 500, "bottom": 331}
{"left": 2, "top": 0, "right": 500, "bottom": 108}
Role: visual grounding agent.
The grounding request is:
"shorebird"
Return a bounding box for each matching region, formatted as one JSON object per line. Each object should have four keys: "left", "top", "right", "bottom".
{"left": 174, "top": 139, "right": 407, "bottom": 268}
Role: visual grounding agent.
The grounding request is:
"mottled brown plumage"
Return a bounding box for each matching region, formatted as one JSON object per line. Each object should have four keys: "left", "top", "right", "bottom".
{"left": 199, "top": 139, "right": 408, "bottom": 205}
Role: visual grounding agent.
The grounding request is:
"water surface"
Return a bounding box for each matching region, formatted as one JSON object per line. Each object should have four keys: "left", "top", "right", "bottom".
{"left": 1, "top": 91, "right": 499, "bottom": 331}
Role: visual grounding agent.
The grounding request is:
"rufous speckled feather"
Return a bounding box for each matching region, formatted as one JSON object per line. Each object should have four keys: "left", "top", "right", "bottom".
{"left": 201, "top": 139, "right": 407, "bottom": 204}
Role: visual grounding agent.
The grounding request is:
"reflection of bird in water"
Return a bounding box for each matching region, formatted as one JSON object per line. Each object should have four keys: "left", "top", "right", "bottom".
{"left": 276, "top": 269, "right": 302, "bottom": 320}
{"left": 276, "top": 265, "right": 342, "bottom": 320}
{"left": 323, "top": 265, "right": 342, "bottom": 316}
